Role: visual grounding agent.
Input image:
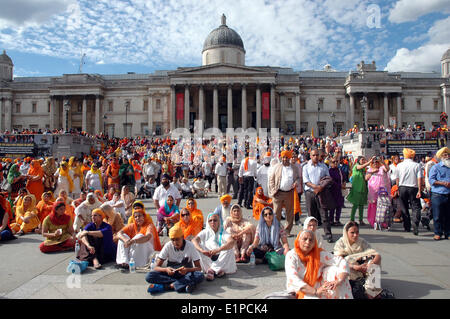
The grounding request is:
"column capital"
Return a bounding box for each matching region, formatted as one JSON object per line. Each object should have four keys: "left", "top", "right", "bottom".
{"left": 228, "top": 83, "right": 233, "bottom": 89}
{"left": 241, "top": 83, "right": 247, "bottom": 88}
{"left": 295, "top": 92, "right": 301, "bottom": 96}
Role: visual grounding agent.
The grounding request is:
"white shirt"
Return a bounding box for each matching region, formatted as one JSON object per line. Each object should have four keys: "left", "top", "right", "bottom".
{"left": 256, "top": 165, "right": 270, "bottom": 196}
{"left": 202, "top": 162, "right": 212, "bottom": 176}
{"left": 215, "top": 163, "right": 227, "bottom": 177}
{"left": 181, "top": 181, "right": 193, "bottom": 192}
{"left": 279, "top": 165, "right": 294, "bottom": 191}
{"left": 143, "top": 163, "right": 155, "bottom": 177}
{"left": 153, "top": 184, "right": 182, "bottom": 203}
{"left": 106, "top": 199, "right": 126, "bottom": 220}
{"left": 158, "top": 240, "right": 201, "bottom": 265}
{"left": 302, "top": 161, "right": 330, "bottom": 192}
{"left": 395, "top": 159, "right": 423, "bottom": 188}
{"left": 238, "top": 158, "right": 258, "bottom": 177}
{"left": 389, "top": 164, "right": 398, "bottom": 183}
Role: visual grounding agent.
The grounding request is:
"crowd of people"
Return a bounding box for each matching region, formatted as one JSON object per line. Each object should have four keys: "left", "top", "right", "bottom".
{"left": 0, "top": 130, "right": 449, "bottom": 300}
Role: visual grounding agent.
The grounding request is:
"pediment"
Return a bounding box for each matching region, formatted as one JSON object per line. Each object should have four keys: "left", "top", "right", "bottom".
{"left": 169, "top": 64, "right": 274, "bottom": 77}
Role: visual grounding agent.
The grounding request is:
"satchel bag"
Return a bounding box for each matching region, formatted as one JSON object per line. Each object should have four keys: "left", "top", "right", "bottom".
{"left": 265, "top": 251, "right": 286, "bottom": 271}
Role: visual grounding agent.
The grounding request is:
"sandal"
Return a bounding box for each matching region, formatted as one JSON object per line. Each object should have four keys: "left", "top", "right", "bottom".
{"left": 206, "top": 269, "right": 215, "bottom": 281}
{"left": 433, "top": 235, "right": 441, "bottom": 241}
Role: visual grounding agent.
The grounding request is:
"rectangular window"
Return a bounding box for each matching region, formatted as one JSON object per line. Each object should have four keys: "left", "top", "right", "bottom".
{"left": 123, "top": 123, "right": 132, "bottom": 137}
{"left": 336, "top": 122, "right": 344, "bottom": 134}
{"left": 156, "top": 99, "right": 161, "bottom": 110}
{"left": 300, "top": 122, "right": 308, "bottom": 134}
{"left": 143, "top": 99, "right": 148, "bottom": 111}
{"left": 416, "top": 99, "right": 421, "bottom": 110}
{"left": 336, "top": 99, "right": 342, "bottom": 110}
{"left": 433, "top": 99, "right": 439, "bottom": 110}
{"left": 77, "top": 101, "right": 82, "bottom": 113}
{"left": 48, "top": 101, "right": 51, "bottom": 113}
{"left": 141, "top": 123, "right": 149, "bottom": 135}
{"left": 108, "top": 100, "right": 113, "bottom": 112}
{"left": 155, "top": 123, "right": 162, "bottom": 135}
{"left": 15, "top": 103, "right": 21, "bottom": 113}
{"left": 318, "top": 98, "right": 324, "bottom": 111}
{"left": 106, "top": 124, "right": 115, "bottom": 137}
{"left": 300, "top": 99, "right": 306, "bottom": 110}
{"left": 401, "top": 99, "right": 405, "bottom": 110}
{"left": 30, "top": 124, "right": 38, "bottom": 130}
{"left": 287, "top": 98, "right": 293, "bottom": 109}
{"left": 32, "top": 102, "right": 37, "bottom": 113}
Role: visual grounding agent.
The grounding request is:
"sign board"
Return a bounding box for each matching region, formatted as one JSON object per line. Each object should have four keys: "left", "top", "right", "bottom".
{"left": 0, "top": 142, "right": 35, "bottom": 158}
{"left": 386, "top": 139, "right": 439, "bottom": 156}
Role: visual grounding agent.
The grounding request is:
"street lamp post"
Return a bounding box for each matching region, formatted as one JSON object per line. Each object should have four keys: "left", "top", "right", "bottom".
{"left": 317, "top": 100, "right": 321, "bottom": 136}
{"left": 63, "top": 100, "right": 71, "bottom": 133}
{"left": 360, "top": 95, "right": 368, "bottom": 131}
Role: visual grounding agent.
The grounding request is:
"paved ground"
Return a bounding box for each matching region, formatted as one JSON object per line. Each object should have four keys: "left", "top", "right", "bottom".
{"left": 1, "top": 189, "right": 450, "bottom": 299}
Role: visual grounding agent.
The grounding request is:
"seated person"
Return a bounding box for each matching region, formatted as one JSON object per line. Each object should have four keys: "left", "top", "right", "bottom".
{"left": 246, "top": 207, "right": 289, "bottom": 264}
{"left": 333, "top": 221, "right": 382, "bottom": 299}
{"left": 10, "top": 194, "right": 40, "bottom": 236}
{"left": 106, "top": 192, "right": 127, "bottom": 223}
{"left": 76, "top": 208, "right": 117, "bottom": 269}
{"left": 177, "top": 208, "right": 203, "bottom": 241}
{"left": 73, "top": 193, "right": 102, "bottom": 233}
{"left": 303, "top": 216, "right": 324, "bottom": 248}
{"left": 171, "top": 175, "right": 183, "bottom": 195}
{"left": 145, "top": 225, "right": 204, "bottom": 294}
{"left": 180, "top": 177, "right": 194, "bottom": 199}
{"left": 137, "top": 177, "right": 157, "bottom": 199}
{"left": 213, "top": 194, "right": 232, "bottom": 220}
{"left": 72, "top": 191, "right": 87, "bottom": 209}
{"left": 0, "top": 193, "right": 14, "bottom": 242}
{"left": 285, "top": 229, "right": 353, "bottom": 299}
{"left": 185, "top": 198, "right": 204, "bottom": 230}
{"left": 99, "top": 203, "right": 125, "bottom": 243}
{"left": 223, "top": 204, "right": 256, "bottom": 263}
{"left": 35, "top": 191, "right": 55, "bottom": 234}
{"left": 40, "top": 200, "right": 76, "bottom": 253}
{"left": 252, "top": 187, "right": 273, "bottom": 220}
{"left": 157, "top": 195, "right": 180, "bottom": 235}
{"left": 116, "top": 204, "right": 159, "bottom": 268}
{"left": 192, "top": 212, "right": 236, "bottom": 281}
{"left": 192, "top": 174, "right": 208, "bottom": 198}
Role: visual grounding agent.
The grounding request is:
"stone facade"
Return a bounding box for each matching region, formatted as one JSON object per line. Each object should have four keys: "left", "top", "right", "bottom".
{"left": 1, "top": 18, "right": 449, "bottom": 138}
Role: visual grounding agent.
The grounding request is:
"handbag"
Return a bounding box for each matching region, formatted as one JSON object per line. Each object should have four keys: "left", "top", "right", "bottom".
{"left": 0, "top": 178, "right": 12, "bottom": 193}
{"left": 265, "top": 251, "right": 285, "bottom": 271}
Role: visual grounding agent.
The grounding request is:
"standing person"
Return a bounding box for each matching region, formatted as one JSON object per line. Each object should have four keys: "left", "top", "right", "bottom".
{"left": 347, "top": 156, "right": 374, "bottom": 225}
{"left": 215, "top": 157, "right": 228, "bottom": 198}
{"left": 424, "top": 153, "right": 439, "bottom": 193}
{"left": 268, "top": 150, "right": 301, "bottom": 237}
{"left": 428, "top": 147, "right": 450, "bottom": 240}
{"left": 85, "top": 163, "right": 103, "bottom": 193}
{"left": 105, "top": 157, "right": 121, "bottom": 193}
{"left": 238, "top": 154, "right": 258, "bottom": 209}
{"left": 366, "top": 157, "right": 391, "bottom": 228}
{"left": 119, "top": 158, "right": 135, "bottom": 193}
{"left": 201, "top": 160, "right": 214, "bottom": 192}
{"left": 42, "top": 157, "right": 57, "bottom": 192}
{"left": 256, "top": 153, "right": 271, "bottom": 197}
{"left": 395, "top": 148, "right": 423, "bottom": 235}
{"left": 26, "top": 160, "right": 44, "bottom": 202}
{"left": 328, "top": 157, "right": 345, "bottom": 226}
{"left": 69, "top": 157, "right": 83, "bottom": 200}
{"left": 389, "top": 155, "right": 400, "bottom": 186}
{"left": 54, "top": 162, "right": 74, "bottom": 198}
{"left": 302, "top": 149, "right": 333, "bottom": 243}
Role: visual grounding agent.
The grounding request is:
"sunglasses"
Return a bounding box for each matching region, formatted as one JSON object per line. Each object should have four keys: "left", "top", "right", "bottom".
{"left": 264, "top": 212, "right": 274, "bottom": 217}
{"left": 181, "top": 213, "right": 190, "bottom": 217}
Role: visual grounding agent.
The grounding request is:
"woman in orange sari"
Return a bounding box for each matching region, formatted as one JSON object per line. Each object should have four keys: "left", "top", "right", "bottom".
{"left": 252, "top": 186, "right": 272, "bottom": 220}
{"left": 106, "top": 157, "right": 120, "bottom": 192}
{"left": 36, "top": 191, "right": 55, "bottom": 232}
{"left": 285, "top": 230, "right": 352, "bottom": 299}
{"left": 185, "top": 198, "right": 204, "bottom": 230}
{"left": 10, "top": 194, "right": 40, "bottom": 236}
{"left": 176, "top": 207, "right": 203, "bottom": 241}
{"left": 26, "top": 160, "right": 45, "bottom": 201}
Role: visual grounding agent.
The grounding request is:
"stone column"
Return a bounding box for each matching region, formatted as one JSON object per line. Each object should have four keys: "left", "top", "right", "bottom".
{"left": 62, "top": 99, "right": 68, "bottom": 132}
{"left": 295, "top": 92, "right": 301, "bottom": 134}
{"left": 170, "top": 85, "right": 176, "bottom": 131}
{"left": 148, "top": 93, "right": 153, "bottom": 135}
{"left": 349, "top": 94, "right": 355, "bottom": 128}
{"left": 280, "top": 93, "right": 286, "bottom": 130}
{"left": 82, "top": 97, "right": 87, "bottom": 132}
{"left": 241, "top": 83, "right": 247, "bottom": 129}
{"left": 0, "top": 99, "right": 3, "bottom": 132}
{"left": 49, "top": 97, "right": 55, "bottom": 130}
{"left": 227, "top": 84, "right": 233, "bottom": 128}
{"left": 184, "top": 85, "right": 190, "bottom": 129}
{"left": 396, "top": 95, "right": 402, "bottom": 128}
{"left": 213, "top": 85, "right": 219, "bottom": 129}
{"left": 256, "top": 85, "right": 261, "bottom": 130}
{"left": 270, "top": 84, "right": 276, "bottom": 128}
{"left": 5, "top": 98, "right": 12, "bottom": 131}
{"left": 198, "top": 85, "right": 205, "bottom": 126}
{"left": 162, "top": 93, "right": 168, "bottom": 133}
{"left": 383, "top": 93, "right": 389, "bottom": 128}
{"left": 95, "top": 96, "right": 100, "bottom": 134}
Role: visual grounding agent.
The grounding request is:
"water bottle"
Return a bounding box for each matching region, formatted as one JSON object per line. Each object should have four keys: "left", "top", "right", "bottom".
{"left": 74, "top": 240, "right": 80, "bottom": 257}
{"left": 129, "top": 258, "right": 136, "bottom": 273}
{"left": 163, "top": 226, "right": 168, "bottom": 237}
{"left": 150, "top": 258, "right": 156, "bottom": 270}
{"left": 250, "top": 252, "right": 256, "bottom": 268}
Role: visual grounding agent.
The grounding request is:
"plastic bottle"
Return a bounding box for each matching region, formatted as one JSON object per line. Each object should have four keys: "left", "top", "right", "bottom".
{"left": 74, "top": 240, "right": 80, "bottom": 257}
{"left": 150, "top": 258, "right": 156, "bottom": 270}
{"left": 250, "top": 252, "right": 256, "bottom": 268}
{"left": 163, "top": 226, "right": 168, "bottom": 237}
{"left": 129, "top": 258, "right": 136, "bottom": 273}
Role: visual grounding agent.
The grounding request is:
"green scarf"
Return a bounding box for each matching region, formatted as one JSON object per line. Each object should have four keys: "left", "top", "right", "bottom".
{"left": 7, "top": 164, "right": 21, "bottom": 185}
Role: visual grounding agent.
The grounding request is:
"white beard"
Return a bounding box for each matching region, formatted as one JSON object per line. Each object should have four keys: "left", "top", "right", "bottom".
{"left": 442, "top": 159, "right": 450, "bottom": 168}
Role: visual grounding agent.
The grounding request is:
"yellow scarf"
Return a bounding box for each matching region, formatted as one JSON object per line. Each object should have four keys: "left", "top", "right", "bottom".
{"left": 69, "top": 157, "right": 84, "bottom": 188}
{"left": 59, "top": 162, "right": 74, "bottom": 193}
{"left": 91, "top": 165, "right": 103, "bottom": 188}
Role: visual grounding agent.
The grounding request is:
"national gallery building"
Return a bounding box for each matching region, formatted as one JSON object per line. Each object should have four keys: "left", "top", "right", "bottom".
{"left": 1, "top": 15, "right": 450, "bottom": 137}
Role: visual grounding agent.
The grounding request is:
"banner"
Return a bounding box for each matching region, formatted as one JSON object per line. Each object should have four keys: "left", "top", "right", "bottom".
{"left": 176, "top": 93, "right": 184, "bottom": 120}
{"left": 386, "top": 139, "right": 440, "bottom": 156}
{"left": 262, "top": 92, "right": 270, "bottom": 120}
{"left": 0, "top": 142, "right": 35, "bottom": 157}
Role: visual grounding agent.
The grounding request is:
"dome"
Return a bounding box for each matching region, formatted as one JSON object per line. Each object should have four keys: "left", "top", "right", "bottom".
{"left": 0, "top": 50, "right": 13, "bottom": 65}
{"left": 442, "top": 48, "right": 450, "bottom": 61}
{"left": 202, "top": 15, "right": 245, "bottom": 53}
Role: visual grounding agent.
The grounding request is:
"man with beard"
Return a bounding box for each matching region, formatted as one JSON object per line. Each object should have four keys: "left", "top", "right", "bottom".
{"left": 428, "top": 147, "right": 450, "bottom": 241}
{"left": 256, "top": 153, "right": 271, "bottom": 197}
{"left": 153, "top": 174, "right": 182, "bottom": 211}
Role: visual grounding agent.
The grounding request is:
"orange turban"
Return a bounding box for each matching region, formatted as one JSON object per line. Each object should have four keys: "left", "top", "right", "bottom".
{"left": 403, "top": 148, "right": 416, "bottom": 159}
{"left": 92, "top": 208, "right": 106, "bottom": 220}
{"left": 220, "top": 194, "right": 232, "bottom": 203}
{"left": 280, "top": 150, "right": 293, "bottom": 159}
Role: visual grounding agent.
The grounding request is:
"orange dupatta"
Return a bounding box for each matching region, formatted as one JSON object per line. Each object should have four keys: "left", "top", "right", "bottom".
{"left": 294, "top": 231, "right": 324, "bottom": 299}
{"left": 26, "top": 160, "right": 45, "bottom": 201}
{"left": 126, "top": 206, "right": 162, "bottom": 251}
{"left": 252, "top": 187, "right": 272, "bottom": 220}
{"left": 186, "top": 199, "right": 204, "bottom": 229}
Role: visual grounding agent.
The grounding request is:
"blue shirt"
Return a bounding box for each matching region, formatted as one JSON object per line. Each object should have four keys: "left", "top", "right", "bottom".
{"left": 429, "top": 162, "right": 450, "bottom": 195}
{"left": 302, "top": 161, "right": 330, "bottom": 192}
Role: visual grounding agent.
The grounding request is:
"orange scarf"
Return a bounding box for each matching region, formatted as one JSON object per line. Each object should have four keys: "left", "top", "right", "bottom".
{"left": 244, "top": 157, "right": 250, "bottom": 171}
{"left": 294, "top": 231, "right": 323, "bottom": 299}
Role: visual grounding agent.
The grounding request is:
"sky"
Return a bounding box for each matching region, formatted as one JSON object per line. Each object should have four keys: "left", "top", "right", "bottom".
{"left": 0, "top": 0, "right": 449, "bottom": 77}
